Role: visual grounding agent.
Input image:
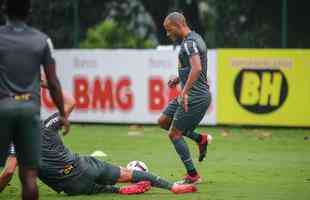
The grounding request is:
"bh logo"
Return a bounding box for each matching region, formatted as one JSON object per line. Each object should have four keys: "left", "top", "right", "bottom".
{"left": 234, "top": 69, "right": 288, "bottom": 114}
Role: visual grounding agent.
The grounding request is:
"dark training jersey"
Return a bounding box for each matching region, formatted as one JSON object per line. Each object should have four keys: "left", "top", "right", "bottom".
{"left": 0, "top": 20, "right": 55, "bottom": 104}
{"left": 178, "top": 31, "right": 209, "bottom": 97}
{"left": 38, "top": 113, "right": 85, "bottom": 193}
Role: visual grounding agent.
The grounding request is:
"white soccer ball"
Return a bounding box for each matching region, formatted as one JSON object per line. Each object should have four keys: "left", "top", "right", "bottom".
{"left": 126, "top": 160, "right": 149, "bottom": 172}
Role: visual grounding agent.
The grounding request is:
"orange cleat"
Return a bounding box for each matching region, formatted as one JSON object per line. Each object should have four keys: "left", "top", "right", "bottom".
{"left": 171, "top": 183, "right": 197, "bottom": 194}
{"left": 119, "top": 181, "right": 151, "bottom": 195}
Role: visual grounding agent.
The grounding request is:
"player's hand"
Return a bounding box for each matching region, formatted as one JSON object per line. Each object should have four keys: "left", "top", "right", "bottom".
{"left": 168, "top": 76, "right": 180, "bottom": 88}
{"left": 59, "top": 116, "right": 70, "bottom": 136}
{"left": 180, "top": 90, "right": 189, "bottom": 112}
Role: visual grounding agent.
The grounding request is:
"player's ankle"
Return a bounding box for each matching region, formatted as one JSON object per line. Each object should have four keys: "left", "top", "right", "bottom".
{"left": 188, "top": 170, "right": 198, "bottom": 177}
{"left": 198, "top": 134, "right": 203, "bottom": 143}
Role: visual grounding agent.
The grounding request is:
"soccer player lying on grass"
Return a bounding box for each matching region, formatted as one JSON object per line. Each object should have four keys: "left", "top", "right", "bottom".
{"left": 0, "top": 88, "right": 74, "bottom": 193}
{"left": 0, "top": 89, "right": 197, "bottom": 195}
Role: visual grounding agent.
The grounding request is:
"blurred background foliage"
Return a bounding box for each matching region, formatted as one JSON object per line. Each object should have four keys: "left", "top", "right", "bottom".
{"left": 80, "top": 19, "right": 155, "bottom": 49}
{"left": 0, "top": 0, "right": 309, "bottom": 49}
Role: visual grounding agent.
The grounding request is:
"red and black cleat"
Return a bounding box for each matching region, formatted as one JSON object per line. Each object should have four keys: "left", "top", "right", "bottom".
{"left": 198, "top": 133, "right": 213, "bottom": 162}
{"left": 175, "top": 174, "right": 202, "bottom": 185}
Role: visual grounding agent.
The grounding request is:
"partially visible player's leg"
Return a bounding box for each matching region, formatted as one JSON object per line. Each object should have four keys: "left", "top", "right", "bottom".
{"left": 14, "top": 102, "right": 41, "bottom": 200}
{"left": 18, "top": 167, "right": 38, "bottom": 200}
{"left": 0, "top": 100, "right": 14, "bottom": 168}
{"left": 92, "top": 160, "right": 174, "bottom": 192}
{"left": 0, "top": 155, "right": 17, "bottom": 192}
{"left": 118, "top": 167, "right": 172, "bottom": 190}
{"left": 88, "top": 157, "right": 196, "bottom": 194}
{"left": 59, "top": 157, "right": 120, "bottom": 195}
{"left": 77, "top": 157, "right": 150, "bottom": 195}
{"left": 62, "top": 175, "right": 120, "bottom": 195}
{"left": 15, "top": 106, "right": 41, "bottom": 168}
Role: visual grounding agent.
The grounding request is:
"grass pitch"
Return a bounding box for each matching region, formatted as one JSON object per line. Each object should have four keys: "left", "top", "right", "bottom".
{"left": 1, "top": 125, "right": 310, "bottom": 200}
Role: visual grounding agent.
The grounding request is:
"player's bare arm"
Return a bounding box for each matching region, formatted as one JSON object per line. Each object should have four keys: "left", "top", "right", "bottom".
{"left": 168, "top": 76, "right": 180, "bottom": 88}
{"left": 57, "top": 90, "right": 75, "bottom": 135}
{"left": 44, "top": 63, "right": 70, "bottom": 134}
{"left": 181, "top": 54, "right": 202, "bottom": 112}
{"left": 44, "top": 63, "right": 65, "bottom": 116}
{"left": 63, "top": 91, "right": 76, "bottom": 118}
{"left": 41, "top": 70, "right": 75, "bottom": 118}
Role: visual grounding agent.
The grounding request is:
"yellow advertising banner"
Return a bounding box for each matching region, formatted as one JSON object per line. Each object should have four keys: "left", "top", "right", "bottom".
{"left": 217, "top": 49, "right": 310, "bottom": 127}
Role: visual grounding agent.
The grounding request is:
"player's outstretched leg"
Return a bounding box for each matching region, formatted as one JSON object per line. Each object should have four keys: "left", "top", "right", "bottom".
{"left": 117, "top": 168, "right": 197, "bottom": 194}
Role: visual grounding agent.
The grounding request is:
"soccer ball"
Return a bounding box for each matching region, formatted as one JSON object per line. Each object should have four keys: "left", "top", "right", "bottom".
{"left": 126, "top": 160, "right": 149, "bottom": 172}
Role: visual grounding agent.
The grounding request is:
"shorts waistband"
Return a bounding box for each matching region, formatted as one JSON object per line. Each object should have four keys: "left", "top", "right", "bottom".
{"left": 0, "top": 93, "right": 32, "bottom": 101}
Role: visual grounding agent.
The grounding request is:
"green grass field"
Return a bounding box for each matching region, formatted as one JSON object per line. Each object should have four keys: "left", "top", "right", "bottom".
{"left": 1, "top": 125, "right": 310, "bottom": 200}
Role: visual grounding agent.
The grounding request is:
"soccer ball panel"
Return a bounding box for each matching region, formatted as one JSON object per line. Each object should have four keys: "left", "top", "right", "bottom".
{"left": 126, "top": 160, "right": 149, "bottom": 172}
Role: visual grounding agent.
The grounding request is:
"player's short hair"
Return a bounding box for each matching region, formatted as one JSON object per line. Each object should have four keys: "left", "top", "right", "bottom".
{"left": 3, "top": 0, "right": 31, "bottom": 19}
{"left": 165, "top": 12, "right": 187, "bottom": 25}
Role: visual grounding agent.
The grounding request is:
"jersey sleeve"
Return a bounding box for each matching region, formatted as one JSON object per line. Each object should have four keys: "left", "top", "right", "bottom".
{"left": 183, "top": 39, "right": 200, "bottom": 57}
{"left": 42, "top": 37, "right": 56, "bottom": 67}
{"left": 43, "top": 112, "right": 62, "bottom": 130}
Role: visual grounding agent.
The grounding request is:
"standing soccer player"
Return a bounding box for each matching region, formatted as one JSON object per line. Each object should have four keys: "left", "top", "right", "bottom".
{"left": 158, "top": 12, "right": 212, "bottom": 184}
{"left": 0, "top": 0, "right": 69, "bottom": 199}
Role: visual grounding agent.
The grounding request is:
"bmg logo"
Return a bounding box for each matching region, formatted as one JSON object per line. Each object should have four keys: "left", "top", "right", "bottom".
{"left": 234, "top": 69, "right": 288, "bottom": 114}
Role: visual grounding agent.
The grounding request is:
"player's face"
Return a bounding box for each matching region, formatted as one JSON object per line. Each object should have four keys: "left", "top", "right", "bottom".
{"left": 164, "top": 20, "right": 179, "bottom": 42}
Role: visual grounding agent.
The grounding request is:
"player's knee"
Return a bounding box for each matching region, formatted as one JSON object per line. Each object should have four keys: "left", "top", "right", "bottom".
{"left": 158, "top": 115, "right": 171, "bottom": 130}
{"left": 168, "top": 128, "right": 182, "bottom": 140}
